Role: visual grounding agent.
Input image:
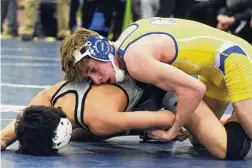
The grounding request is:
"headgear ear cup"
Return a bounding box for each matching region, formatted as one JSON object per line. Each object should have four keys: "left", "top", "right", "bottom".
{"left": 115, "top": 68, "right": 125, "bottom": 83}
{"left": 109, "top": 54, "right": 126, "bottom": 83}
{"left": 52, "top": 118, "right": 72, "bottom": 149}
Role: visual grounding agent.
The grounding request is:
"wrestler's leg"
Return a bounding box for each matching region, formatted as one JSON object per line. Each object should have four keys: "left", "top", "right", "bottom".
{"left": 184, "top": 101, "right": 227, "bottom": 159}
{"left": 202, "top": 95, "right": 229, "bottom": 119}
{"left": 189, "top": 76, "right": 229, "bottom": 149}
{"left": 222, "top": 111, "right": 251, "bottom": 160}
{"left": 233, "top": 100, "right": 252, "bottom": 139}
{"left": 198, "top": 76, "right": 230, "bottom": 120}
{"left": 224, "top": 52, "right": 252, "bottom": 139}
{"left": 186, "top": 101, "right": 251, "bottom": 160}
{"left": 149, "top": 101, "right": 250, "bottom": 159}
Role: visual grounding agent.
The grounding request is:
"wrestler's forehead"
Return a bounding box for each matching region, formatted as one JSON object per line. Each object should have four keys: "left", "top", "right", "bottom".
{"left": 81, "top": 59, "right": 98, "bottom": 75}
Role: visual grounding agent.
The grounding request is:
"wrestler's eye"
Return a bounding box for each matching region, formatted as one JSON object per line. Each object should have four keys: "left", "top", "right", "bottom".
{"left": 89, "top": 67, "right": 96, "bottom": 74}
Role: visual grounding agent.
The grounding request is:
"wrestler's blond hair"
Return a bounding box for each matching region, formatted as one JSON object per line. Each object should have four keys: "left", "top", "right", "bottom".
{"left": 60, "top": 28, "right": 98, "bottom": 81}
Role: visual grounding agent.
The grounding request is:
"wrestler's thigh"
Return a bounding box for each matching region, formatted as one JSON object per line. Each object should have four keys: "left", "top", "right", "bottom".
{"left": 225, "top": 54, "right": 252, "bottom": 138}
{"left": 185, "top": 101, "right": 227, "bottom": 159}
{"left": 203, "top": 95, "right": 229, "bottom": 119}
{"left": 198, "top": 76, "right": 229, "bottom": 119}
{"left": 233, "top": 99, "right": 252, "bottom": 139}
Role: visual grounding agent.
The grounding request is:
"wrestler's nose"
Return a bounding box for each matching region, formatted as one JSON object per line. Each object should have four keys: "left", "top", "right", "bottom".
{"left": 89, "top": 74, "right": 102, "bottom": 84}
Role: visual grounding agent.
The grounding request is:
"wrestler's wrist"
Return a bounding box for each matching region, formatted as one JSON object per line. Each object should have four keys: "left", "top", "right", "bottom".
{"left": 1, "top": 138, "right": 7, "bottom": 151}
{"left": 173, "top": 116, "right": 185, "bottom": 130}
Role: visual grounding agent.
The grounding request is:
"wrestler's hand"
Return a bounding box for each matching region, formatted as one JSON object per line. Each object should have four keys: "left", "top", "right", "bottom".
{"left": 217, "top": 15, "right": 228, "bottom": 24}
{"left": 147, "top": 128, "right": 190, "bottom": 142}
{"left": 217, "top": 22, "right": 230, "bottom": 31}
{"left": 175, "top": 129, "right": 191, "bottom": 141}
{"left": 1, "top": 139, "right": 7, "bottom": 151}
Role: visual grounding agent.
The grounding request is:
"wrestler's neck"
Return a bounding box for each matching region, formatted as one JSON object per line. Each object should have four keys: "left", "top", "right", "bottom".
{"left": 112, "top": 42, "right": 126, "bottom": 70}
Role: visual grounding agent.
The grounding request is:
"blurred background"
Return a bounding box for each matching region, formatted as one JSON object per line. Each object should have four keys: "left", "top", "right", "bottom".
{"left": 1, "top": 0, "right": 252, "bottom": 43}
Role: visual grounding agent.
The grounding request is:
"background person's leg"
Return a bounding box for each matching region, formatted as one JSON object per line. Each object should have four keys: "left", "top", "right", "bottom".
{"left": 140, "top": 0, "right": 159, "bottom": 18}
{"left": 57, "top": 0, "right": 71, "bottom": 40}
{"left": 111, "top": 0, "right": 126, "bottom": 41}
{"left": 69, "top": 0, "right": 80, "bottom": 31}
{"left": 81, "top": 0, "right": 97, "bottom": 29}
{"left": 20, "top": 0, "right": 40, "bottom": 41}
{"left": 131, "top": 0, "right": 141, "bottom": 21}
{"left": 157, "top": 0, "right": 175, "bottom": 17}
{"left": 6, "top": 0, "right": 18, "bottom": 36}
{"left": 1, "top": 0, "right": 9, "bottom": 32}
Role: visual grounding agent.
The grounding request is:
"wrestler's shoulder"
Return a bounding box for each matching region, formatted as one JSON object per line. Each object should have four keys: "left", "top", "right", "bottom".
{"left": 91, "top": 84, "right": 123, "bottom": 93}
{"left": 43, "top": 81, "right": 67, "bottom": 96}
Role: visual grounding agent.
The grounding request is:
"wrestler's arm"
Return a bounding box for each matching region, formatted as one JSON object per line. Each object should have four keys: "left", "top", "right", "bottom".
{"left": 125, "top": 49, "right": 206, "bottom": 140}
{"left": 0, "top": 84, "right": 55, "bottom": 150}
{"left": 71, "top": 128, "right": 128, "bottom": 141}
{"left": 84, "top": 85, "right": 176, "bottom": 136}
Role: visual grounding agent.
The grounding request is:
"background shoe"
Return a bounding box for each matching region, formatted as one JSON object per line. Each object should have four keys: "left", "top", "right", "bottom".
{"left": 21, "top": 33, "right": 33, "bottom": 41}
{"left": 1, "top": 32, "right": 18, "bottom": 39}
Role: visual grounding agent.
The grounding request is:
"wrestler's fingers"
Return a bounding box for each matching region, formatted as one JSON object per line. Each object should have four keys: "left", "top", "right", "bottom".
{"left": 147, "top": 129, "right": 167, "bottom": 140}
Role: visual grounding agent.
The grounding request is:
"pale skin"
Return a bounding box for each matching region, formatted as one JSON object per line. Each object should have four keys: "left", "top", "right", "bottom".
{"left": 1, "top": 81, "right": 181, "bottom": 151}
{"left": 203, "top": 96, "right": 252, "bottom": 140}
{"left": 217, "top": 15, "right": 236, "bottom": 31}
{"left": 86, "top": 34, "right": 206, "bottom": 141}
{"left": 148, "top": 101, "right": 241, "bottom": 159}
{"left": 85, "top": 32, "right": 252, "bottom": 141}
{"left": 1, "top": 81, "right": 237, "bottom": 159}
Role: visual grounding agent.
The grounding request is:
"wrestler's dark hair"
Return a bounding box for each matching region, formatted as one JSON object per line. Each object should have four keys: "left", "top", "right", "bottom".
{"left": 15, "top": 105, "right": 67, "bottom": 156}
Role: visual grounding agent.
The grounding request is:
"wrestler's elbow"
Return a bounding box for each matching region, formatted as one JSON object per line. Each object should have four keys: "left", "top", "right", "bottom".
{"left": 88, "top": 121, "right": 109, "bottom": 136}
{"left": 193, "top": 81, "right": 206, "bottom": 99}
{"left": 89, "top": 120, "right": 129, "bottom": 136}
{"left": 178, "top": 81, "right": 206, "bottom": 101}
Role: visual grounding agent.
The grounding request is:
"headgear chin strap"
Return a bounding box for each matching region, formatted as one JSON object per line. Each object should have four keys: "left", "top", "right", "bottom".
{"left": 108, "top": 54, "right": 125, "bottom": 83}
{"left": 73, "top": 35, "right": 125, "bottom": 83}
{"left": 52, "top": 118, "right": 72, "bottom": 149}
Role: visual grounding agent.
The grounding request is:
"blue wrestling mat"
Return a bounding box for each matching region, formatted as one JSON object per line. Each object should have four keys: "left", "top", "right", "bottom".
{"left": 1, "top": 39, "right": 252, "bottom": 168}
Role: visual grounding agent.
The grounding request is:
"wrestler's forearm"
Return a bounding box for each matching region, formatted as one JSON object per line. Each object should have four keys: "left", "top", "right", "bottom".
{"left": 72, "top": 128, "right": 128, "bottom": 141}
{"left": 155, "top": 71, "right": 205, "bottom": 131}
{"left": 1, "top": 120, "right": 17, "bottom": 150}
{"left": 89, "top": 110, "right": 175, "bottom": 136}
{"left": 175, "top": 90, "right": 204, "bottom": 125}
{"left": 128, "top": 57, "right": 205, "bottom": 133}
{"left": 119, "top": 110, "right": 176, "bottom": 131}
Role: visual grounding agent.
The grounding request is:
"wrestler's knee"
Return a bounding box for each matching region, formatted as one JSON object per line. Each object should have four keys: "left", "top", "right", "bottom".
{"left": 189, "top": 136, "right": 204, "bottom": 149}
{"left": 224, "top": 122, "right": 251, "bottom": 160}
{"left": 189, "top": 122, "right": 251, "bottom": 160}
{"left": 232, "top": 99, "right": 252, "bottom": 139}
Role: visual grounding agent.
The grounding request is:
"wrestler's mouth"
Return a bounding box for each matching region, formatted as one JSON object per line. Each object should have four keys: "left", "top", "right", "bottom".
{"left": 107, "top": 77, "right": 111, "bottom": 84}
{"left": 101, "top": 77, "right": 110, "bottom": 84}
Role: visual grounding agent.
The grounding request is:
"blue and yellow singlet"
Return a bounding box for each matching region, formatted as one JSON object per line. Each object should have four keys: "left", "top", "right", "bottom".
{"left": 118, "top": 17, "right": 252, "bottom": 102}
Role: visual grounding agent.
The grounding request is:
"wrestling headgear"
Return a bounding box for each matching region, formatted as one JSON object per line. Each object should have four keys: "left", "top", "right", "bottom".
{"left": 52, "top": 118, "right": 72, "bottom": 149}
{"left": 73, "top": 35, "right": 125, "bottom": 83}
